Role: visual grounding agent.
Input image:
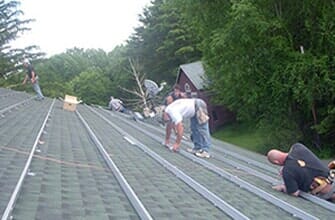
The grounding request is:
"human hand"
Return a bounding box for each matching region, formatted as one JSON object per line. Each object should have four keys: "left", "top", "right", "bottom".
{"left": 278, "top": 167, "right": 283, "bottom": 177}
{"left": 272, "top": 184, "right": 286, "bottom": 192}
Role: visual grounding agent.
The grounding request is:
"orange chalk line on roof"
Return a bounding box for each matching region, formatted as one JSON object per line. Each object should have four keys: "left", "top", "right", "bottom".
{"left": 1, "top": 146, "right": 107, "bottom": 171}
{"left": 1, "top": 146, "right": 267, "bottom": 178}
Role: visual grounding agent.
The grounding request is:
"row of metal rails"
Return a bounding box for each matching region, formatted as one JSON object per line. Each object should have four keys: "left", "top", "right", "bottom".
{"left": 0, "top": 89, "right": 334, "bottom": 220}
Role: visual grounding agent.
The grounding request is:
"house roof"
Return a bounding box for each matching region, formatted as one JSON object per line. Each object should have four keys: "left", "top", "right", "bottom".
{"left": 177, "top": 61, "right": 206, "bottom": 90}
{"left": 0, "top": 87, "right": 334, "bottom": 219}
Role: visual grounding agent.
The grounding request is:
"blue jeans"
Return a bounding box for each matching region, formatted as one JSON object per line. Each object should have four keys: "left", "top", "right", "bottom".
{"left": 190, "top": 115, "right": 211, "bottom": 152}
{"left": 32, "top": 79, "right": 44, "bottom": 99}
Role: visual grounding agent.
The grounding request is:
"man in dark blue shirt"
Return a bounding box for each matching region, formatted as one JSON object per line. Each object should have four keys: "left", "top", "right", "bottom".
{"left": 267, "top": 143, "right": 334, "bottom": 201}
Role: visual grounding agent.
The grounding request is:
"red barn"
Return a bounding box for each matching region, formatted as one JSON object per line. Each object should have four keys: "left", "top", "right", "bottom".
{"left": 176, "top": 61, "right": 235, "bottom": 133}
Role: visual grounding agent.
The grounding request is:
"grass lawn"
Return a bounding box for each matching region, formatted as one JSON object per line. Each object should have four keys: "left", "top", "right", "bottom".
{"left": 213, "top": 123, "right": 335, "bottom": 159}
{"left": 212, "top": 123, "right": 266, "bottom": 153}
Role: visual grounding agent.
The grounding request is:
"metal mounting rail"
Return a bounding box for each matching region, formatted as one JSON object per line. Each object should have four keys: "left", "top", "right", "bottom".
{"left": 212, "top": 143, "right": 279, "bottom": 173}
{"left": 1, "top": 99, "right": 55, "bottom": 220}
{"left": 299, "top": 192, "right": 335, "bottom": 210}
{"left": 76, "top": 110, "right": 153, "bottom": 220}
{"left": 213, "top": 153, "right": 282, "bottom": 184}
{"left": 107, "top": 107, "right": 335, "bottom": 213}
{"left": 88, "top": 106, "right": 250, "bottom": 220}
{"left": 108, "top": 109, "right": 278, "bottom": 174}
{"left": 101, "top": 108, "right": 320, "bottom": 220}
{"left": 181, "top": 152, "right": 318, "bottom": 220}
{"left": 211, "top": 153, "right": 335, "bottom": 213}
{"left": 133, "top": 113, "right": 279, "bottom": 174}
{"left": 213, "top": 153, "right": 335, "bottom": 212}
{"left": 0, "top": 97, "right": 34, "bottom": 115}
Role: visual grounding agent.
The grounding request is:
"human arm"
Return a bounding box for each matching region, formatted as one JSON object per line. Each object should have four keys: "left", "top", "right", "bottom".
{"left": 164, "top": 122, "right": 173, "bottom": 145}
{"left": 273, "top": 170, "right": 301, "bottom": 197}
{"left": 272, "top": 167, "right": 299, "bottom": 196}
{"left": 172, "top": 122, "right": 184, "bottom": 150}
{"left": 163, "top": 109, "right": 183, "bottom": 150}
{"left": 272, "top": 184, "right": 287, "bottom": 193}
{"left": 291, "top": 190, "right": 300, "bottom": 196}
{"left": 22, "top": 75, "right": 28, "bottom": 84}
{"left": 30, "top": 71, "right": 36, "bottom": 83}
{"left": 272, "top": 184, "right": 300, "bottom": 196}
{"left": 108, "top": 101, "right": 113, "bottom": 110}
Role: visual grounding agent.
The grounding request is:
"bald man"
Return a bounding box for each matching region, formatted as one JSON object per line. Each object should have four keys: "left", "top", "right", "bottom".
{"left": 267, "top": 143, "right": 335, "bottom": 201}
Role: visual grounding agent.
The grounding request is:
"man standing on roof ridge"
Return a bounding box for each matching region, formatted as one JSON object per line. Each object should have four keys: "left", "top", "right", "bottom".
{"left": 267, "top": 143, "right": 335, "bottom": 201}
{"left": 22, "top": 59, "right": 44, "bottom": 101}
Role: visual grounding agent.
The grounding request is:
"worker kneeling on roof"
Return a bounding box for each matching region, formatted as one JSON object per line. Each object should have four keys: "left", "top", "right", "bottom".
{"left": 267, "top": 143, "right": 335, "bottom": 201}
{"left": 108, "top": 96, "right": 125, "bottom": 113}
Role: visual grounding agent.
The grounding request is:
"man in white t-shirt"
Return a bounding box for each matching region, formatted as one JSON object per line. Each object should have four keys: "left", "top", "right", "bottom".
{"left": 163, "top": 97, "right": 211, "bottom": 158}
{"left": 108, "top": 96, "right": 125, "bottom": 112}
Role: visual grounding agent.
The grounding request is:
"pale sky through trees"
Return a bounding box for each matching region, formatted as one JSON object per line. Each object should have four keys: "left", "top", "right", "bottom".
{"left": 12, "top": 0, "right": 152, "bottom": 56}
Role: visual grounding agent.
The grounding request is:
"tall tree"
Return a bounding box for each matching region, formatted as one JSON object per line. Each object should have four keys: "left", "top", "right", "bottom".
{"left": 127, "top": 0, "right": 202, "bottom": 84}
{"left": 31, "top": 48, "right": 128, "bottom": 100}
{"left": 0, "top": 0, "right": 43, "bottom": 78}
{"left": 70, "top": 68, "right": 111, "bottom": 106}
{"left": 106, "top": 45, "right": 133, "bottom": 100}
{"left": 178, "top": 0, "right": 335, "bottom": 149}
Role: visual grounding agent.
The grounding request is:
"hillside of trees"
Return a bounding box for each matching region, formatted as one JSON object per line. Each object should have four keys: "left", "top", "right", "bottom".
{"left": 1, "top": 0, "right": 334, "bottom": 155}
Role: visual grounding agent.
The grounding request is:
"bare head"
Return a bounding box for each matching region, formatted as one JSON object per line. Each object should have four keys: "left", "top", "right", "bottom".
{"left": 165, "top": 95, "right": 174, "bottom": 105}
{"left": 267, "top": 149, "right": 287, "bottom": 165}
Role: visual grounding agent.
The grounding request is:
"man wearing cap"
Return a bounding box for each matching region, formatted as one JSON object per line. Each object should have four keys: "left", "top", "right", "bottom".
{"left": 163, "top": 97, "right": 211, "bottom": 158}
{"left": 22, "top": 59, "right": 44, "bottom": 100}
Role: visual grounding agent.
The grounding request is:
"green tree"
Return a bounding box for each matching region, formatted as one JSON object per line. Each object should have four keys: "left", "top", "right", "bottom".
{"left": 106, "top": 45, "right": 133, "bottom": 100}
{"left": 178, "top": 0, "right": 335, "bottom": 150}
{"left": 127, "top": 0, "right": 202, "bottom": 84}
{"left": 0, "top": 0, "right": 43, "bottom": 78}
{"left": 33, "top": 48, "right": 122, "bottom": 100}
{"left": 70, "top": 69, "right": 111, "bottom": 106}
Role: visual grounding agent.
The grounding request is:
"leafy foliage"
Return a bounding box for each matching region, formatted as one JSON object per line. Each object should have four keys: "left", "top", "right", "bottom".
{"left": 2, "top": 0, "right": 335, "bottom": 155}
{"left": 0, "top": 0, "right": 44, "bottom": 78}
{"left": 178, "top": 0, "right": 335, "bottom": 151}
{"left": 127, "top": 0, "right": 202, "bottom": 84}
{"left": 70, "top": 69, "right": 111, "bottom": 105}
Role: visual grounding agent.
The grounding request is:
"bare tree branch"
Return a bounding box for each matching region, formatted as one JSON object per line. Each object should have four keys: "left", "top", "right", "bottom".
{"left": 119, "top": 86, "right": 143, "bottom": 98}
{"left": 128, "top": 58, "right": 148, "bottom": 108}
{"left": 120, "top": 58, "right": 150, "bottom": 112}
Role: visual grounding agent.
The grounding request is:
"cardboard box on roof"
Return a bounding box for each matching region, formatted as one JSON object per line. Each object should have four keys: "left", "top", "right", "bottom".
{"left": 63, "top": 95, "right": 80, "bottom": 112}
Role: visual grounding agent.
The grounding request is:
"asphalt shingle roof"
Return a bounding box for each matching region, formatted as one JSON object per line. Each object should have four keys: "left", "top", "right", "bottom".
{"left": 0, "top": 88, "right": 334, "bottom": 220}
{"left": 178, "top": 61, "right": 206, "bottom": 90}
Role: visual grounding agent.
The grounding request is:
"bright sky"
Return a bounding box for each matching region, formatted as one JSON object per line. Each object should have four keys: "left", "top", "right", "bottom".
{"left": 11, "top": 0, "right": 152, "bottom": 57}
